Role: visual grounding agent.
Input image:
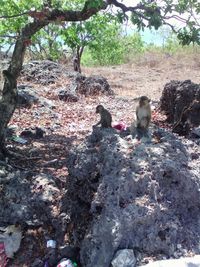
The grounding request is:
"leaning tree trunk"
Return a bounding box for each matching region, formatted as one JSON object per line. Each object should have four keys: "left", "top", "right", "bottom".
{"left": 0, "top": 20, "right": 48, "bottom": 157}
{"left": 0, "top": 75, "right": 17, "bottom": 156}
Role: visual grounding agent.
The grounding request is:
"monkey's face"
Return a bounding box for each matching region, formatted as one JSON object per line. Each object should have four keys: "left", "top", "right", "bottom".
{"left": 139, "top": 96, "right": 150, "bottom": 107}
{"left": 96, "top": 105, "right": 104, "bottom": 113}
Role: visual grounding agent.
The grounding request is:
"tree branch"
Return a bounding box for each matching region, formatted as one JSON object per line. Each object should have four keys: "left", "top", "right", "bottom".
{"left": 47, "top": 3, "right": 108, "bottom": 21}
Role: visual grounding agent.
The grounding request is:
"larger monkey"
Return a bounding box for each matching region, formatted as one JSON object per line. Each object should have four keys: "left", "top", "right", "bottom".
{"left": 94, "top": 104, "right": 112, "bottom": 128}
{"left": 136, "top": 96, "right": 151, "bottom": 138}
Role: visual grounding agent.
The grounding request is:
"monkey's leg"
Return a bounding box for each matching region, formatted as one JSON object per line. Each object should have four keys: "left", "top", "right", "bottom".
{"left": 136, "top": 127, "right": 144, "bottom": 140}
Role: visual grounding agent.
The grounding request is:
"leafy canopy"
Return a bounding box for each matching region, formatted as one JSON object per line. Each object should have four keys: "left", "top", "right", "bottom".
{"left": 0, "top": 0, "right": 199, "bottom": 52}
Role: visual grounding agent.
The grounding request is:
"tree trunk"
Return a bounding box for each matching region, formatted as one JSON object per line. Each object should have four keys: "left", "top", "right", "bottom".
{"left": 0, "top": 80, "right": 17, "bottom": 158}
{"left": 0, "top": 20, "right": 48, "bottom": 157}
{"left": 73, "top": 55, "right": 81, "bottom": 73}
{"left": 73, "top": 46, "right": 84, "bottom": 73}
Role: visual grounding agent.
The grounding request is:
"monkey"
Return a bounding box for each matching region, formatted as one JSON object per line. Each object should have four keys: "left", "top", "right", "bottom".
{"left": 94, "top": 104, "right": 112, "bottom": 128}
{"left": 2, "top": 70, "right": 17, "bottom": 89}
{"left": 136, "top": 96, "right": 151, "bottom": 138}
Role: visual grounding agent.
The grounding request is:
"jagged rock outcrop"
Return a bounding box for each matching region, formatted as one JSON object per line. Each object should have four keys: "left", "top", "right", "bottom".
{"left": 58, "top": 74, "right": 114, "bottom": 102}
{"left": 21, "top": 61, "right": 114, "bottom": 100}
{"left": 63, "top": 127, "right": 200, "bottom": 267}
{"left": 160, "top": 80, "right": 200, "bottom": 135}
{"left": 21, "top": 60, "right": 70, "bottom": 85}
{"left": 77, "top": 75, "right": 114, "bottom": 96}
{"left": 17, "top": 85, "right": 39, "bottom": 108}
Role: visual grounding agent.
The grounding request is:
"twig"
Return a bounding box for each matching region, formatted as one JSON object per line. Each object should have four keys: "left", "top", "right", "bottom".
{"left": 9, "top": 163, "right": 28, "bottom": 170}
{"left": 24, "top": 156, "right": 42, "bottom": 160}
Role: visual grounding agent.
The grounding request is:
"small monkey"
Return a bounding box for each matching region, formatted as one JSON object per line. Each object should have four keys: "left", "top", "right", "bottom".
{"left": 2, "top": 70, "right": 16, "bottom": 89}
{"left": 94, "top": 105, "right": 112, "bottom": 128}
{"left": 136, "top": 96, "right": 151, "bottom": 138}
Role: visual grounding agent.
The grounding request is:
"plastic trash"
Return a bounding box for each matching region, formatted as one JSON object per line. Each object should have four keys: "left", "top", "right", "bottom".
{"left": 113, "top": 122, "right": 127, "bottom": 131}
{"left": 46, "top": 240, "right": 56, "bottom": 249}
{"left": 57, "top": 258, "right": 77, "bottom": 267}
{"left": 12, "top": 136, "right": 28, "bottom": 144}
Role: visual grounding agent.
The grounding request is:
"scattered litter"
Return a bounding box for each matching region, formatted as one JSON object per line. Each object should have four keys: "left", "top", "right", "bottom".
{"left": 113, "top": 122, "right": 127, "bottom": 131}
{"left": 57, "top": 258, "right": 78, "bottom": 267}
{"left": 0, "top": 224, "right": 22, "bottom": 258}
{"left": 47, "top": 240, "right": 56, "bottom": 249}
{"left": 12, "top": 136, "right": 28, "bottom": 144}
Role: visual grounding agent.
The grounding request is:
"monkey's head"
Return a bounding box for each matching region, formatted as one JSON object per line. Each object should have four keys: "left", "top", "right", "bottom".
{"left": 139, "top": 96, "right": 150, "bottom": 106}
{"left": 96, "top": 105, "right": 104, "bottom": 113}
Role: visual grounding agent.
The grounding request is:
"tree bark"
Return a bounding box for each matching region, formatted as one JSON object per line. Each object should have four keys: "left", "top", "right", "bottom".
{"left": 73, "top": 46, "right": 84, "bottom": 73}
{"left": 0, "top": 20, "right": 48, "bottom": 157}
{"left": 0, "top": 78, "right": 17, "bottom": 157}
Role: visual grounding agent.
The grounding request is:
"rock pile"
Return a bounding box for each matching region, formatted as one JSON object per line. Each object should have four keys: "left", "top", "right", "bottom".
{"left": 21, "top": 60, "right": 114, "bottom": 101}
{"left": 64, "top": 126, "right": 200, "bottom": 267}
{"left": 21, "top": 60, "right": 69, "bottom": 85}
{"left": 160, "top": 80, "right": 200, "bottom": 135}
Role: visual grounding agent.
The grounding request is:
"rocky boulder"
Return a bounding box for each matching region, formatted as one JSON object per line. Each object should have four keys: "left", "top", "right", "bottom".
{"left": 77, "top": 75, "right": 114, "bottom": 96}
{"left": 63, "top": 127, "right": 200, "bottom": 267}
{"left": 160, "top": 80, "right": 200, "bottom": 135}
{"left": 21, "top": 60, "right": 66, "bottom": 85}
{"left": 21, "top": 60, "right": 114, "bottom": 100}
{"left": 17, "top": 85, "right": 39, "bottom": 108}
{"left": 58, "top": 74, "right": 113, "bottom": 102}
{"left": 58, "top": 90, "right": 79, "bottom": 102}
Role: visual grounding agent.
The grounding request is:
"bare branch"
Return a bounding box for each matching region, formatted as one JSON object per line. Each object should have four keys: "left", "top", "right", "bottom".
{"left": 164, "top": 14, "right": 188, "bottom": 23}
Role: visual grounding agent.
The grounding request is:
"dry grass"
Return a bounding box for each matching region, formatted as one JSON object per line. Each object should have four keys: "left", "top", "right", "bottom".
{"left": 83, "top": 51, "right": 200, "bottom": 101}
